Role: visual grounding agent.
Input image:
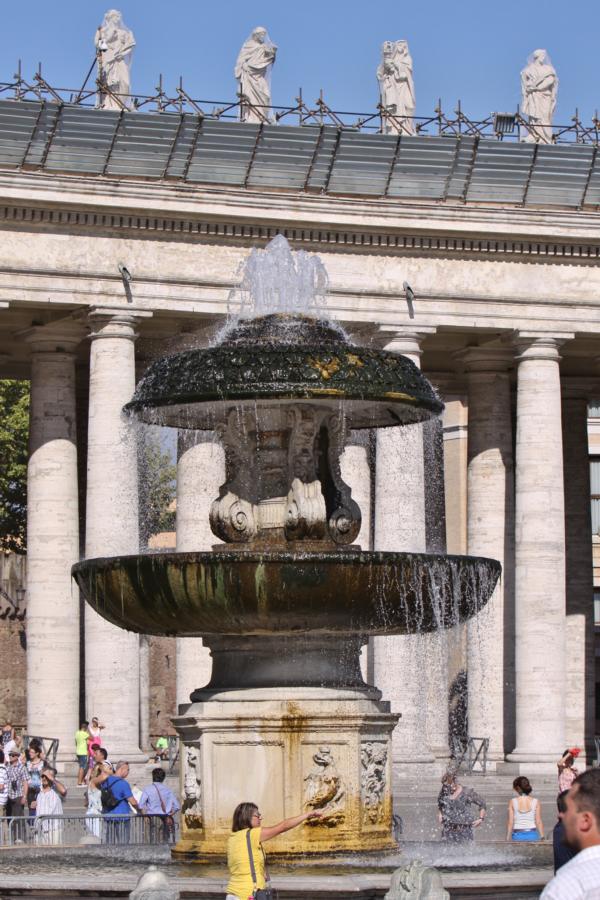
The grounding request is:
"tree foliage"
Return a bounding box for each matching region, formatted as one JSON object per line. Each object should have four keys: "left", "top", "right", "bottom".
{"left": 0, "top": 380, "right": 29, "bottom": 553}
{"left": 138, "top": 430, "right": 177, "bottom": 548}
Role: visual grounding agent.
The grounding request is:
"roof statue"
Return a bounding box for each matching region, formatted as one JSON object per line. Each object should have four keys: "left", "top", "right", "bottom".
{"left": 520, "top": 49, "right": 558, "bottom": 144}
{"left": 95, "top": 9, "right": 136, "bottom": 110}
{"left": 234, "top": 26, "right": 277, "bottom": 123}
{"left": 377, "top": 40, "right": 416, "bottom": 135}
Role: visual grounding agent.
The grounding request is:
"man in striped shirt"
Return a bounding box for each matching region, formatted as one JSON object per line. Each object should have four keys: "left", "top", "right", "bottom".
{"left": 541, "top": 769, "right": 600, "bottom": 899}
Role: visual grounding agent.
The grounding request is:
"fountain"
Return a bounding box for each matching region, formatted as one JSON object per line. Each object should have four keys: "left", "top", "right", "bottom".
{"left": 72, "top": 236, "right": 501, "bottom": 861}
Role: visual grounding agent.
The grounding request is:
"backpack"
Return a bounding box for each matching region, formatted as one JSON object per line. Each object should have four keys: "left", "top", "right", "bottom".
{"left": 100, "top": 776, "right": 122, "bottom": 812}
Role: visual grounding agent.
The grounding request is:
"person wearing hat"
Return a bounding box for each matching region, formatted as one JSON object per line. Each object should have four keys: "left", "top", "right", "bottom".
{"left": 6, "top": 747, "right": 29, "bottom": 839}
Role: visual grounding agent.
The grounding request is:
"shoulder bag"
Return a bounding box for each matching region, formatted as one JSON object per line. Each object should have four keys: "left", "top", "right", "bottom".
{"left": 245, "top": 828, "right": 273, "bottom": 900}
{"left": 153, "top": 784, "right": 176, "bottom": 838}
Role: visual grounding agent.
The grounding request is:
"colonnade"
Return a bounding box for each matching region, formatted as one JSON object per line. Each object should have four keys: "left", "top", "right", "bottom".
{"left": 23, "top": 310, "right": 595, "bottom": 770}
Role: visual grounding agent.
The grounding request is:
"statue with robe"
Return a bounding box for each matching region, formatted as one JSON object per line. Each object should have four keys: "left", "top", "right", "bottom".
{"left": 520, "top": 49, "right": 558, "bottom": 144}
{"left": 377, "top": 40, "right": 416, "bottom": 135}
{"left": 234, "top": 27, "right": 277, "bottom": 123}
{"left": 95, "top": 9, "right": 136, "bottom": 110}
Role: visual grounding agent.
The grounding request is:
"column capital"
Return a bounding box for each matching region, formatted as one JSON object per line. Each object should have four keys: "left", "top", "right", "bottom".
{"left": 456, "top": 346, "right": 514, "bottom": 374}
{"left": 378, "top": 325, "right": 436, "bottom": 358}
{"left": 513, "top": 332, "right": 574, "bottom": 363}
{"left": 20, "top": 321, "right": 87, "bottom": 354}
{"left": 86, "top": 305, "right": 153, "bottom": 341}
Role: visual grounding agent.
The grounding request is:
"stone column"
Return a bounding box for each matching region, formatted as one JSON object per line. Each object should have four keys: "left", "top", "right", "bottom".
{"left": 441, "top": 394, "right": 468, "bottom": 556}
{"left": 562, "top": 394, "right": 595, "bottom": 758}
{"left": 341, "top": 430, "right": 372, "bottom": 680}
{"left": 139, "top": 635, "right": 150, "bottom": 752}
{"left": 462, "top": 348, "right": 514, "bottom": 764}
{"left": 176, "top": 431, "right": 226, "bottom": 709}
{"left": 508, "top": 334, "right": 571, "bottom": 771}
{"left": 84, "top": 307, "right": 151, "bottom": 759}
{"left": 341, "top": 430, "right": 372, "bottom": 551}
{"left": 24, "top": 323, "right": 85, "bottom": 762}
{"left": 440, "top": 391, "right": 469, "bottom": 746}
{"left": 373, "top": 328, "right": 438, "bottom": 766}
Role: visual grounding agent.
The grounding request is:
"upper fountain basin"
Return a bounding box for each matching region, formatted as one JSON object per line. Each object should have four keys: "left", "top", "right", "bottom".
{"left": 124, "top": 314, "right": 443, "bottom": 429}
{"left": 71, "top": 550, "right": 500, "bottom": 637}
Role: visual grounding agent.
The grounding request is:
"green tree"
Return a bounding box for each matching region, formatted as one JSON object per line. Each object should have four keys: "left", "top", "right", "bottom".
{"left": 0, "top": 380, "right": 29, "bottom": 553}
{"left": 138, "top": 430, "right": 177, "bottom": 548}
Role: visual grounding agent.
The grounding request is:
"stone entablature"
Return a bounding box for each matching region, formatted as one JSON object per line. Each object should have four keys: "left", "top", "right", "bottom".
{"left": 4, "top": 202, "right": 600, "bottom": 260}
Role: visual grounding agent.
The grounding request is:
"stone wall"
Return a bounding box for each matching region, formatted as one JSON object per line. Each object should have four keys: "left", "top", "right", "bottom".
{"left": 149, "top": 635, "right": 177, "bottom": 738}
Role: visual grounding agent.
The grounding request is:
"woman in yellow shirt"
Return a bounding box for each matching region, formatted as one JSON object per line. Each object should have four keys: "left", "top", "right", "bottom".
{"left": 226, "top": 802, "right": 321, "bottom": 899}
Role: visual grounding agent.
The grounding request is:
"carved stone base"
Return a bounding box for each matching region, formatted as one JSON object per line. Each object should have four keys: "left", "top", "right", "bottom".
{"left": 172, "top": 687, "right": 399, "bottom": 859}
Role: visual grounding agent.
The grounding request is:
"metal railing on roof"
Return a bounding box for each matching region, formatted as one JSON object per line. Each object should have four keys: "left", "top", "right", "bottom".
{"left": 0, "top": 75, "right": 600, "bottom": 209}
{"left": 2, "top": 67, "right": 600, "bottom": 143}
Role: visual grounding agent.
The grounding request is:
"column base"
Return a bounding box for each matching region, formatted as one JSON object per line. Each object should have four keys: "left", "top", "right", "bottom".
{"left": 502, "top": 750, "right": 561, "bottom": 775}
{"left": 53, "top": 756, "right": 80, "bottom": 777}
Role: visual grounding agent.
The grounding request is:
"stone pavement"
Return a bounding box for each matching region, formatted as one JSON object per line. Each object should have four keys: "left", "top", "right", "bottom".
{"left": 0, "top": 867, "right": 552, "bottom": 898}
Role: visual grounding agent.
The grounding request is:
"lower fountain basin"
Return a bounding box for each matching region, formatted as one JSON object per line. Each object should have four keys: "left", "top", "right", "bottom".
{"left": 72, "top": 550, "right": 500, "bottom": 637}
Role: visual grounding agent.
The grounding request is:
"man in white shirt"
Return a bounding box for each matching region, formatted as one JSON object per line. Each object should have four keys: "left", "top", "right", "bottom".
{"left": 0, "top": 748, "right": 8, "bottom": 815}
{"left": 541, "top": 769, "right": 600, "bottom": 899}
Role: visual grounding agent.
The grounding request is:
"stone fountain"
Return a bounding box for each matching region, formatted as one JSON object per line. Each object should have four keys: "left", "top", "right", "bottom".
{"left": 72, "top": 236, "right": 500, "bottom": 860}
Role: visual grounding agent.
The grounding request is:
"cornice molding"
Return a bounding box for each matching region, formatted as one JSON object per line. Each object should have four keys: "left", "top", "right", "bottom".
{"left": 1, "top": 203, "right": 600, "bottom": 262}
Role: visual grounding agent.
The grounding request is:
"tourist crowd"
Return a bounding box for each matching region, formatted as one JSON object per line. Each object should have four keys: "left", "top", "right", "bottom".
{"left": 0, "top": 719, "right": 179, "bottom": 845}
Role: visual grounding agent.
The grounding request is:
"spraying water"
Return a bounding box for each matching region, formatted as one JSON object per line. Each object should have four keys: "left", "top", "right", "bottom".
{"left": 228, "top": 234, "right": 329, "bottom": 320}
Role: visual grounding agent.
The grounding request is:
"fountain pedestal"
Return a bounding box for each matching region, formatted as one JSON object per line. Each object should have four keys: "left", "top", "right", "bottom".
{"left": 173, "top": 686, "right": 398, "bottom": 858}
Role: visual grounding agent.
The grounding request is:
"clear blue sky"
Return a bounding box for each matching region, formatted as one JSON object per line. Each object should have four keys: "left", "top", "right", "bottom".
{"left": 1, "top": 0, "right": 598, "bottom": 124}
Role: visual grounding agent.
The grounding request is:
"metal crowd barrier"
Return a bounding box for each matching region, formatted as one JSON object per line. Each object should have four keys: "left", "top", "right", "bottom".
{"left": 450, "top": 735, "right": 489, "bottom": 775}
{"left": 0, "top": 813, "right": 179, "bottom": 847}
{"left": 148, "top": 735, "right": 179, "bottom": 773}
{"left": 22, "top": 734, "right": 60, "bottom": 768}
{"left": 167, "top": 736, "right": 179, "bottom": 773}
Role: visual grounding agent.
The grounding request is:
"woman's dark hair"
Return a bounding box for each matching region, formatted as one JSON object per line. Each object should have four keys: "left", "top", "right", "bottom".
{"left": 513, "top": 776, "right": 532, "bottom": 795}
{"left": 563, "top": 753, "right": 574, "bottom": 768}
{"left": 28, "top": 738, "right": 42, "bottom": 755}
{"left": 231, "top": 802, "right": 258, "bottom": 832}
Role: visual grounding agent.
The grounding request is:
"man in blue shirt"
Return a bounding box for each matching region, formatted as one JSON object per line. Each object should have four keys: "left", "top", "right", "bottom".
{"left": 139, "top": 768, "right": 180, "bottom": 843}
{"left": 93, "top": 760, "right": 138, "bottom": 844}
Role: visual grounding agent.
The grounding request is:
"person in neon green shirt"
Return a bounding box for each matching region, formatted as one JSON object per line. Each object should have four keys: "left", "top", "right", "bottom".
{"left": 74, "top": 721, "right": 90, "bottom": 786}
{"left": 150, "top": 735, "right": 169, "bottom": 762}
{"left": 226, "top": 802, "right": 322, "bottom": 899}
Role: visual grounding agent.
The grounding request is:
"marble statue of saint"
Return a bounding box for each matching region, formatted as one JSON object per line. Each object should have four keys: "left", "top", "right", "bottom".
{"left": 377, "top": 40, "right": 416, "bottom": 135}
{"left": 234, "top": 27, "right": 277, "bottom": 123}
{"left": 95, "top": 9, "right": 136, "bottom": 110}
{"left": 520, "top": 49, "right": 558, "bottom": 144}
